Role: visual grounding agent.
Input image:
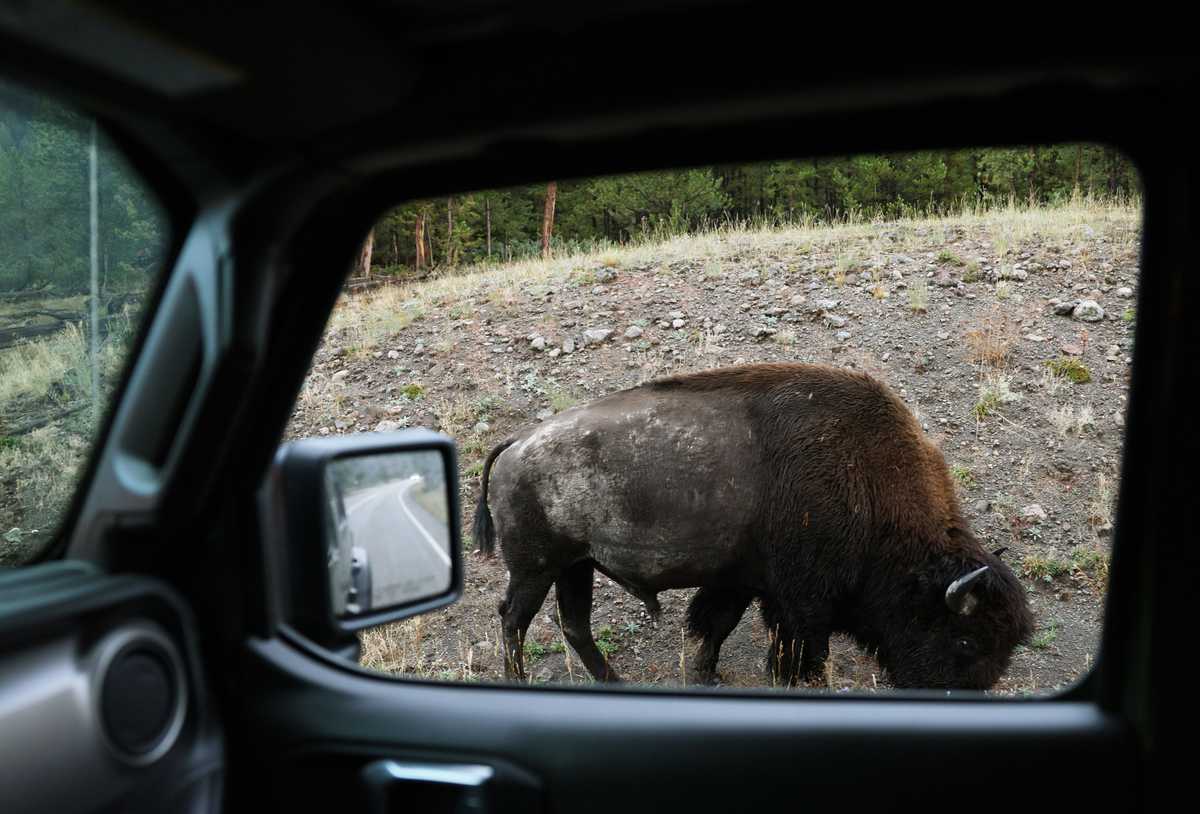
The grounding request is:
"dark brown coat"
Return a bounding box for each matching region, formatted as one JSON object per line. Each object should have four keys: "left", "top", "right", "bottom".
{"left": 475, "top": 363, "right": 1032, "bottom": 688}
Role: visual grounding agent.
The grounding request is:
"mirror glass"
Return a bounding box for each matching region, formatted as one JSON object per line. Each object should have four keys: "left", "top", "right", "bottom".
{"left": 324, "top": 449, "right": 452, "bottom": 619}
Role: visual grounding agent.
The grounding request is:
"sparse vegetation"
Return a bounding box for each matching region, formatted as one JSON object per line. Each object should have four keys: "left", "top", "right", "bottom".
{"left": 950, "top": 464, "right": 976, "bottom": 489}
{"left": 937, "top": 249, "right": 964, "bottom": 266}
{"left": 1046, "top": 357, "right": 1092, "bottom": 384}
{"left": 962, "top": 260, "right": 982, "bottom": 283}
{"left": 973, "top": 373, "right": 1021, "bottom": 420}
{"left": 1031, "top": 623, "right": 1060, "bottom": 650}
{"left": 1022, "top": 552, "right": 1071, "bottom": 582}
{"left": 596, "top": 626, "right": 620, "bottom": 657}
{"left": 908, "top": 278, "right": 928, "bottom": 313}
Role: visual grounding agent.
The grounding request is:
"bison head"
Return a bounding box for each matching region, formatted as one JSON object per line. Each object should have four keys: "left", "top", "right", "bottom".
{"left": 877, "top": 546, "right": 1033, "bottom": 690}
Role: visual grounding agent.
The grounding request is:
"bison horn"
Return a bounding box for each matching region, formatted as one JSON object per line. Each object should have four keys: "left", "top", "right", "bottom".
{"left": 945, "top": 566, "right": 990, "bottom": 615}
{"left": 992, "top": 547, "right": 1008, "bottom": 558}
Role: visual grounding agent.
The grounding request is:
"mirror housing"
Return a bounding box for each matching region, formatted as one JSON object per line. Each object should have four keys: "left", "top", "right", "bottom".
{"left": 264, "top": 430, "right": 462, "bottom": 653}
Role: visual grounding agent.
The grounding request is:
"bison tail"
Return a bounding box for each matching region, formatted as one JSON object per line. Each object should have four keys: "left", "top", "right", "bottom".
{"left": 473, "top": 439, "right": 515, "bottom": 558}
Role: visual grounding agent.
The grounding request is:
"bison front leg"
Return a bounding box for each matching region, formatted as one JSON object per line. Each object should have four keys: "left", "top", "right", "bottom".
{"left": 685, "top": 587, "right": 753, "bottom": 685}
{"left": 761, "top": 599, "right": 831, "bottom": 686}
{"left": 499, "top": 572, "right": 556, "bottom": 682}
{"left": 556, "top": 560, "right": 621, "bottom": 682}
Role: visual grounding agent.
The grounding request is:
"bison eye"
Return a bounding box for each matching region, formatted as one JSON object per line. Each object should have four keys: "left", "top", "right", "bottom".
{"left": 955, "top": 638, "right": 977, "bottom": 656}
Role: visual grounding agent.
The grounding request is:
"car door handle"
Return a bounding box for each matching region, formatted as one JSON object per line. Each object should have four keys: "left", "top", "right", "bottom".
{"left": 362, "top": 760, "right": 494, "bottom": 814}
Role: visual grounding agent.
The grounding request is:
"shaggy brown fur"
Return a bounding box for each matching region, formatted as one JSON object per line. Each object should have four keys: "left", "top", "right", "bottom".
{"left": 477, "top": 363, "right": 1033, "bottom": 689}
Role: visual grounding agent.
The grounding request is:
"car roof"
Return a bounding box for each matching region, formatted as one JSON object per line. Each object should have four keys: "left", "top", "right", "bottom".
{"left": 2, "top": 5, "right": 1171, "bottom": 181}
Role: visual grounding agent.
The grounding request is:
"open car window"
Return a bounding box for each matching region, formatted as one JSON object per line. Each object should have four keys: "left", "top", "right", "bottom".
{"left": 0, "top": 79, "right": 168, "bottom": 565}
{"left": 287, "top": 145, "right": 1140, "bottom": 695}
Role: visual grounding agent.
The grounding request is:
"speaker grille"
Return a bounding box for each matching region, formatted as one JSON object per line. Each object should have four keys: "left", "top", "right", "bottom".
{"left": 95, "top": 628, "right": 186, "bottom": 765}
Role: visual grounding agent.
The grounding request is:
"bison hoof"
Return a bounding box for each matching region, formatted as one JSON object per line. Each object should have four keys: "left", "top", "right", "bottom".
{"left": 690, "top": 670, "right": 721, "bottom": 686}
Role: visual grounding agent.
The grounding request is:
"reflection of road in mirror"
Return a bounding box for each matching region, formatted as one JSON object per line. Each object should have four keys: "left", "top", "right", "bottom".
{"left": 342, "top": 474, "right": 451, "bottom": 609}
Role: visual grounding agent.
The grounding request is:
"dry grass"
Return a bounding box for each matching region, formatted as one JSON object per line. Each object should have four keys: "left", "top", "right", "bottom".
{"left": 963, "top": 310, "right": 1016, "bottom": 368}
{"left": 907, "top": 279, "right": 928, "bottom": 313}
{"left": 1087, "top": 472, "right": 1115, "bottom": 531}
{"left": 0, "top": 323, "right": 90, "bottom": 410}
{"left": 315, "top": 198, "right": 1138, "bottom": 355}
{"left": 0, "top": 424, "right": 87, "bottom": 538}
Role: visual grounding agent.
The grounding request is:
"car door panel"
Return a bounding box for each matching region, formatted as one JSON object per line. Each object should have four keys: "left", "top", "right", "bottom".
{"left": 239, "top": 636, "right": 1138, "bottom": 813}
{"left": 0, "top": 563, "right": 224, "bottom": 814}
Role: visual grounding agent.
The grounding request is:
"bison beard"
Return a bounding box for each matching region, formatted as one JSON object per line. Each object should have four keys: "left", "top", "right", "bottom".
{"left": 474, "top": 363, "right": 1033, "bottom": 689}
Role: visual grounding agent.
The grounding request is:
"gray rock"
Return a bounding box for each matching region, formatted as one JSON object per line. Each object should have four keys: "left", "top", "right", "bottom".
{"left": 1054, "top": 300, "right": 1079, "bottom": 316}
{"left": 995, "top": 267, "right": 1028, "bottom": 281}
{"left": 672, "top": 319, "right": 686, "bottom": 329}
{"left": 583, "top": 328, "right": 614, "bottom": 345}
{"left": 413, "top": 342, "right": 425, "bottom": 354}
{"left": 387, "top": 350, "right": 400, "bottom": 360}
{"left": 624, "top": 325, "right": 644, "bottom": 339}
{"left": 815, "top": 299, "right": 841, "bottom": 311}
{"left": 738, "top": 271, "right": 761, "bottom": 285}
{"left": 473, "top": 421, "right": 491, "bottom": 434}
{"left": 1072, "top": 300, "right": 1105, "bottom": 322}
{"left": 934, "top": 271, "right": 957, "bottom": 287}
{"left": 835, "top": 331, "right": 852, "bottom": 342}
{"left": 595, "top": 267, "right": 618, "bottom": 283}
{"left": 789, "top": 294, "right": 807, "bottom": 307}
{"left": 331, "top": 369, "right": 349, "bottom": 382}
{"left": 375, "top": 420, "right": 404, "bottom": 433}
{"left": 824, "top": 314, "right": 848, "bottom": 329}
{"left": 1021, "top": 504, "right": 1048, "bottom": 522}
{"left": 972, "top": 499, "right": 992, "bottom": 514}
{"left": 1115, "top": 286, "right": 1134, "bottom": 298}
{"left": 547, "top": 348, "right": 561, "bottom": 359}
{"left": 530, "top": 336, "right": 546, "bottom": 351}
{"left": 562, "top": 338, "right": 576, "bottom": 354}
{"left": 753, "top": 326, "right": 777, "bottom": 338}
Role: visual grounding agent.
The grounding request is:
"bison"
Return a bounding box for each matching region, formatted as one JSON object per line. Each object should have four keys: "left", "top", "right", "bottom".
{"left": 474, "top": 363, "right": 1032, "bottom": 689}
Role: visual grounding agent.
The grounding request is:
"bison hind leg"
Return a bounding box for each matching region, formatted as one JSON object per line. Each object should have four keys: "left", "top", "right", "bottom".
{"left": 556, "top": 560, "right": 621, "bottom": 682}
{"left": 685, "top": 587, "right": 753, "bottom": 685}
{"left": 500, "top": 571, "right": 556, "bottom": 683}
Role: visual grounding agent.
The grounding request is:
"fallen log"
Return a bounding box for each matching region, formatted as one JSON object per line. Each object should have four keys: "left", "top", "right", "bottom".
{"left": 2, "top": 401, "right": 90, "bottom": 437}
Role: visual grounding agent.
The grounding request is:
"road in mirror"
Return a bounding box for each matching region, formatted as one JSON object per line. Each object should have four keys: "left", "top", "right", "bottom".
{"left": 324, "top": 450, "right": 451, "bottom": 618}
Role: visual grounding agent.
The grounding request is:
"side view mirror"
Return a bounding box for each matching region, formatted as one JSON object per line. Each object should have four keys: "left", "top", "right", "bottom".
{"left": 264, "top": 430, "right": 461, "bottom": 652}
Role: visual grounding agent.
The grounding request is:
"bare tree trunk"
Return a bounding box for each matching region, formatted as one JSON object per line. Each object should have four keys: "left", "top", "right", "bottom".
{"left": 414, "top": 213, "right": 426, "bottom": 272}
{"left": 485, "top": 196, "right": 492, "bottom": 260}
{"left": 357, "top": 229, "right": 375, "bottom": 278}
{"left": 446, "top": 197, "right": 454, "bottom": 267}
{"left": 427, "top": 214, "right": 435, "bottom": 267}
{"left": 1074, "top": 144, "right": 1083, "bottom": 192}
{"left": 541, "top": 181, "right": 557, "bottom": 260}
